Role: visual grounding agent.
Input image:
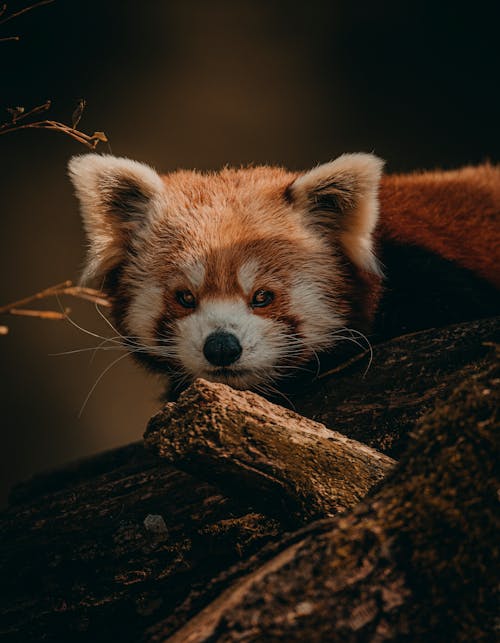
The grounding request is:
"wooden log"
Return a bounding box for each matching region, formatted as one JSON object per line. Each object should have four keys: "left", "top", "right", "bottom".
{"left": 1, "top": 319, "right": 498, "bottom": 642}
{"left": 293, "top": 315, "right": 500, "bottom": 457}
{"left": 159, "top": 346, "right": 499, "bottom": 642}
{"left": 0, "top": 445, "right": 286, "bottom": 642}
{"left": 145, "top": 380, "right": 395, "bottom": 524}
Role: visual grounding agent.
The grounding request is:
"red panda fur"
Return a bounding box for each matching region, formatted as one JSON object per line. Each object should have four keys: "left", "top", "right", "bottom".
{"left": 379, "top": 163, "right": 500, "bottom": 289}
{"left": 69, "top": 154, "right": 499, "bottom": 393}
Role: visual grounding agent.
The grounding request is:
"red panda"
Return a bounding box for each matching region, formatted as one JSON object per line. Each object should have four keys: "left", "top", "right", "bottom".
{"left": 68, "top": 154, "right": 500, "bottom": 395}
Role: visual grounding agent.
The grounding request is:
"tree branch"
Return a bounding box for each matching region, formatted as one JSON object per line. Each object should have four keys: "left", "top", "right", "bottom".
{"left": 0, "top": 280, "right": 110, "bottom": 333}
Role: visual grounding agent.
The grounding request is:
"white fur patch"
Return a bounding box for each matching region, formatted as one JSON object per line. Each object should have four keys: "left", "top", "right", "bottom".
{"left": 181, "top": 260, "right": 206, "bottom": 290}
{"left": 174, "top": 298, "right": 291, "bottom": 388}
{"left": 288, "top": 279, "right": 343, "bottom": 350}
{"left": 237, "top": 258, "right": 260, "bottom": 294}
{"left": 125, "top": 280, "right": 164, "bottom": 344}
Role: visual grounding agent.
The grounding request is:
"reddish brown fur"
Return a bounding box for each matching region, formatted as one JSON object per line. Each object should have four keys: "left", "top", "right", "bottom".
{"left": 71, "top": 154, "right": 500, "bottom": 390}
{"left": 379, "top": 164, "right": 500, "bottom": 289}
{"left": 112, "top": 163, "right": 500, "bottom": 350}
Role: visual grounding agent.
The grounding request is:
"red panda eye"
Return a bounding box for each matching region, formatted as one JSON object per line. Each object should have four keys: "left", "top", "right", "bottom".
{"left": 176, "top": 290, "right": 196, "bottom": 308}
{"left": 251, "top": 289, "right": 274, "bottom": 308}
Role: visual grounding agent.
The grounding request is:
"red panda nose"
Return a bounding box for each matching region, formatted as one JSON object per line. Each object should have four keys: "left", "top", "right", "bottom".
{"left": 203, "top": 331, "right": 242, "bottom": 367}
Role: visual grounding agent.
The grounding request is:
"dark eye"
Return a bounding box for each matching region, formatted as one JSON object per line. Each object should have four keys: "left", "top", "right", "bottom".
{"left": 251, "top": 289, "right": 274, "bottom": 308}
{"left": 176, "top": 290, "right": 196, "bottom": 309}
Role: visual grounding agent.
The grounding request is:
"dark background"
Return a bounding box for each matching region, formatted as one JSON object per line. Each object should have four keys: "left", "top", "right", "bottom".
{"left": 1, "top": 0, "right": 498, "bottom": 505}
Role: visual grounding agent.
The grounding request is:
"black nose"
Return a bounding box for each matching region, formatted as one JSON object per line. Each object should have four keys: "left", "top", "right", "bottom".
{"left": 203, "top": 331, "right": 242, "bottom": 367}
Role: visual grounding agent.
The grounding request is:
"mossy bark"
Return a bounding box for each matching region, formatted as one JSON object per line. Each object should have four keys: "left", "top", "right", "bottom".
{"left": 163, "top": 352, "right": 499, "bottom": 642}
{"left": 1, "top": 320, "right": 498, "bottom": 642}
{"left": 0, "top": 446, "right": 285, "bottom": 642}
{"left": 294, "top": 315, "right": 499, "bottom": 457}
{"left": 144, "top": 380, "right": 395, "bottom": 524}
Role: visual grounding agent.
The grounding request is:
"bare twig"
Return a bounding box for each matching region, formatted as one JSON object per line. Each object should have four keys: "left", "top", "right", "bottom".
{"left": 0, "top": 114, "right": 108, "bottom": 149}
{"left": 2, "top": 100, "right": 51, "bottom": 125}
{"left": 0, "top": 280, "right": 70, "bottom": 313}
{"left": 0, "top": 0, "right": 55, "bottom": 27}
{"left": 0, "top": 280, "right": 111, "bottom": 334}
{"left": 9, "top": 308, "right": 71, "bottom": 319}
{"left": 0, "top": 281, "right": 111, "bottom": 313}
{"left": 1, "top": 4, "right": 108, "bottom": 148}
{"left": 0, "top": 0, "right": 56, "bottom": 41}
{"left": 61, "top": 287, "right": 110, "bottom": 307}
{"left": 0, "top": 3, "right": 111, "bottom": 334}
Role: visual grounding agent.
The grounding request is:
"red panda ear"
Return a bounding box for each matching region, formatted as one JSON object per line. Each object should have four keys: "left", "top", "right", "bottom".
{"left": 287, "top": 153, "right": 385, "bottom": 275}
{"left": 68, "top": 154, "right": 165, "bottom": 284}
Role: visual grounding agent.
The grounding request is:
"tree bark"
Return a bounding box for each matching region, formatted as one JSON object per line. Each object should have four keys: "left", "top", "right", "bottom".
{"left": 294, "top": 315, "right": 499, "bottom": 457}
{"left": 159, "top": 351, "right": 499, "bottom": 642}
{"left": 1, "top": 319, "right": 498, "bottom": 642}
{"left": 144, "top": 380, "right": 395, "bottom": 524}
{"left": 0, "top": 446, "right": 285, "bottom": 642}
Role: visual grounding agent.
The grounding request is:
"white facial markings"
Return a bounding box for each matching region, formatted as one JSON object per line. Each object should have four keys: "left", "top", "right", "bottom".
{"left": 181, "top": 259, "right": 206, "bottom": 290}
{"left": 173, "top": 297, "right": 291, "bottom": 387}
{"left": 288, "top": 278, "right": 343, "bottom": 351}
{"left": 125, "top": 279, "right": 164, "bottom": 346}
{"left": 237, "top": 258, "right": 260, "bottom": 295}
{"left": 124, "top": 244, "right": 345, "bottom": 389}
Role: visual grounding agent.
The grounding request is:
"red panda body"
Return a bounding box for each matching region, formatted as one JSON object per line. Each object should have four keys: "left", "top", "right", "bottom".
{"left": 373, "top": 164, "right": 500, "bottom": 340}
{"left": 380, "top": 164, "right": 500, "bottom": 289}
{"left": 69, "top": 154, "right": 500, "bottom": 396}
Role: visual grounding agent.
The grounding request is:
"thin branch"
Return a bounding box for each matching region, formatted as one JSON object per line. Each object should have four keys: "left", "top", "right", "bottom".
{"left": 9, "top": 308, "right": 70, "bottom": 319}
{"left": 1, "top": 100, "right": 51, "bottom": 126}
{"left": 0, "top": 117, "right": 108, "bottom": 149}
{"left": 0, "top": 0, "right": 55, "bottom": 27}
{"left": 0, "top": 281, "right": 110, "bottom": 314}
{"left": 61, "top": 287, "right": 110, "bottom": 307}
{"left": 0, "top": 280, "right": 111, "bottom": 334}
{"left": 1, "top": 3, "right": 107, "bottom": 148}
{"left": 0, "top": 280, "right": 71, "bottom": 313}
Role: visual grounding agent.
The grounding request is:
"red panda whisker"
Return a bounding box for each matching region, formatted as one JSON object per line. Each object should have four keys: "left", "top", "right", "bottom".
{"left": 50, "top": 345, "right": 129, "bottom": 357}
{"left": 62, "top": 311, "right": 124, "bottom": 345}
{"left": 90, "top": 336, "right": 129, "bottom": 364}
{"left": 335, "top": 326, "right": 373, "bottom": 347}
{"left": 275, "top": 364, "right": 316, "bottom": 373}
{"left": 61, "top": 311, "right": 157, "bottom": 354}
{"left": 78, "top": 351, "right": 132, "bottom": 419}
{"left": 93, "top": 302, "right": 128, "bottom": 342}
{"left": 335, "top": 327, "right": 374, "bottom": 376}
{"left": 52, "top": 337, "right": 180, "bottom": 362}
{"left": 92, "top": 305, "right": 171, "bottom": 354}
{"left": 285, "top": 335, "right": 322, "bottom": 377}
{"left": 170, "top": 369, "right": 196, "bottom": 390}
{"left": 253, "top": 381, "right": 296, "bottom": 410}
{"left": 53, "top": 294, "right": 134, "bottom": 348}
{"left": 78, "top": 339, "right": 186, "bottom": 418}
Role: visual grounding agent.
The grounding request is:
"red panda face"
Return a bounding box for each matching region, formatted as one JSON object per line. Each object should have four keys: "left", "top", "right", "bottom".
{"left": 69, "top": 153, "right": 383, "bottom": 392}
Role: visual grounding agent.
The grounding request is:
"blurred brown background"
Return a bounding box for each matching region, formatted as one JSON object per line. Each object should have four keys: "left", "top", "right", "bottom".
{"left": 1, "top": 0, "right": 498, "bottom": 505}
